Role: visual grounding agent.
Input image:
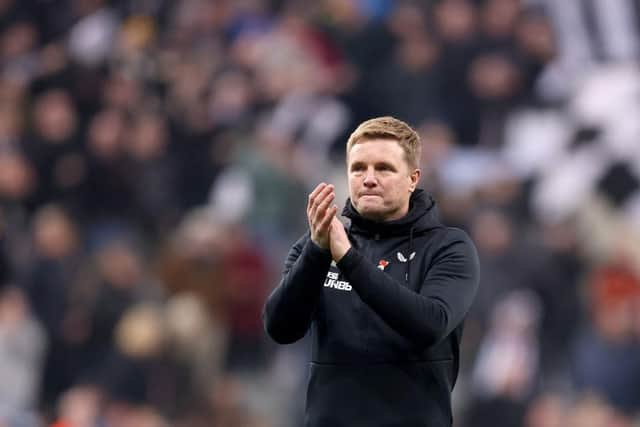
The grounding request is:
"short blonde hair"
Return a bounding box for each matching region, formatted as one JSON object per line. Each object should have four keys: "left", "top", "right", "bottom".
{"left": 346, "top": 116, "right": 421, "bottom": 169}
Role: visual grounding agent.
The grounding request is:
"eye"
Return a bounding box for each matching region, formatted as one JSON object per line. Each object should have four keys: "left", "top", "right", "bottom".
{"left": 350, "top": 163, "right": 365, "bottom": 172}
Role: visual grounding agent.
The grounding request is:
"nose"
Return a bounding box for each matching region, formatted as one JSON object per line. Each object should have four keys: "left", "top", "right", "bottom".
{"left": 363, "top": 168, "right": 377, "bottom": 187}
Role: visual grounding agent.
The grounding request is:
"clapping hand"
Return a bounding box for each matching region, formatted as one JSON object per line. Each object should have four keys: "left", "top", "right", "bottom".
{"left": 307, "top": 183, "right": 337, "bottom": 249}
{"left": 307, "top": 182, "right": 352, "bottom": 261}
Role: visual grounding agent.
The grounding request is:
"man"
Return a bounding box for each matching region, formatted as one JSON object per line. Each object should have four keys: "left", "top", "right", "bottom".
{"left": 263, "top": 116, "right": 480, "bottom": 426}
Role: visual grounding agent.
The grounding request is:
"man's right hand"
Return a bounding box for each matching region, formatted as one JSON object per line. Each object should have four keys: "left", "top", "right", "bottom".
{"left": 307, "top": 183, "right": 337, "bottom": 249}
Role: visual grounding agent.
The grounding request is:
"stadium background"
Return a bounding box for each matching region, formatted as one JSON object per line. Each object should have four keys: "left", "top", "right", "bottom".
{"left": 0, "top": 0, "right": 639, "bottom": 426}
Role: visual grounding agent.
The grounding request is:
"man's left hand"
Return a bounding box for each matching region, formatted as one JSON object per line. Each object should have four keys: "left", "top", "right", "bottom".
{"left": 329, "top": 216, "right": 351, "bottom": 262}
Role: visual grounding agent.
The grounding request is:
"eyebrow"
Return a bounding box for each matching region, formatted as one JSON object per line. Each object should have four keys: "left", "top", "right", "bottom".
{"left": 350, "top": 161, "right": 397, "bottom": 171}
{"left": 377, "top": 162, "right": 397, "bottom": 171}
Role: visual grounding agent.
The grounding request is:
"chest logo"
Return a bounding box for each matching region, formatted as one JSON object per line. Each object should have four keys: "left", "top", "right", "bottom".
{"left": 397, "top": 251, "right": 416, "bottom": 263}
{"left": 324, "top": 271, "right": 352, "bottom": 291}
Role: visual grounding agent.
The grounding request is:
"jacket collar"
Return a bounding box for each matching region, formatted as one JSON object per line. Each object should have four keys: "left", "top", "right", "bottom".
{"left": 342, "top": 189, "right": 441, "bottom": 238}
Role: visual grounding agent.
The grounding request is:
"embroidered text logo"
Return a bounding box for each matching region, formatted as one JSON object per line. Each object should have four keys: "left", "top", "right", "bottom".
{"left": 324, "top": 271, "right": 352, "bottom": 291}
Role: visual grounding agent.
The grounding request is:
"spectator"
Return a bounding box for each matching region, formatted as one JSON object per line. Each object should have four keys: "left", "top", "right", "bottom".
{"left": 573, "top": 261, "right": 640, "bottom": 416}
{"left": 22, "top": 204, "right": 84, "bottom": 404}
{"left": 124, "top": 111, "right": 179, "bottom": 238}
{"left": 0, "top": 286, "right": 47, "bottom": 425}
{"left": 25, "top": 89, "right": 85, "bottom": 211}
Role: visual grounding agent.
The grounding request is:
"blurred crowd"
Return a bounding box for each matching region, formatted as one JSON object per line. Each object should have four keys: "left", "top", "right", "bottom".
{"left": 0, "top": 0, "right": 639, "bottom": 426}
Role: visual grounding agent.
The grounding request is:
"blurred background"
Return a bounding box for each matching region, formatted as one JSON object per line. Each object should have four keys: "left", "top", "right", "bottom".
{"left": 0, "top": 0, "right": 639, "bottom": 426}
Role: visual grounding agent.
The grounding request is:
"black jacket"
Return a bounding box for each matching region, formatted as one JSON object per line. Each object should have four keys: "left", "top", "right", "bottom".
{"left": 263, "top": 189, "right": 480, "bottom": 426}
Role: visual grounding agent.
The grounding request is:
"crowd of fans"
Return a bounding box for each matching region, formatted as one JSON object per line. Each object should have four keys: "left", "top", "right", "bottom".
{"left": 0, "top": 0, "right": 639, "bottom": 426}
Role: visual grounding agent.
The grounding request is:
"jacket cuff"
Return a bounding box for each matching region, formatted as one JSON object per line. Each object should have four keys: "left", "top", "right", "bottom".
{"left": 304, "top": 239, "right": 333, "bottom": 266}
{"left": 336, "top": 247, "right": 362, "bottom": 274}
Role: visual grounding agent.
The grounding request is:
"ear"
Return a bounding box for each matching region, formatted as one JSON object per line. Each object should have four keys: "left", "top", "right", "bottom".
{"left": 409, "top": 168, "right": 421, "bottom": 192}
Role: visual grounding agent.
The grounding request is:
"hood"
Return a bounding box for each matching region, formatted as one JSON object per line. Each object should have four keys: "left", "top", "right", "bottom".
{"left": 342, "top": 189, "right": 442, "bottom": 238}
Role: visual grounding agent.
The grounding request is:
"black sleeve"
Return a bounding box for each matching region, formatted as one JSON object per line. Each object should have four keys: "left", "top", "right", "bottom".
{"left": 263, "top": 233, "right": 333, "bottom": 344}
{"left": 337, "top": 228, "right": 480, "bottom": 347}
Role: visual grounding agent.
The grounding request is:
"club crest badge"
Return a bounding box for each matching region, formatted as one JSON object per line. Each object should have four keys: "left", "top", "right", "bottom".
{"left": 397, "top": 251, "right": 416, "bottom": 263}
{"left": 377, "top": 259, "right": 389, "bottom": 271}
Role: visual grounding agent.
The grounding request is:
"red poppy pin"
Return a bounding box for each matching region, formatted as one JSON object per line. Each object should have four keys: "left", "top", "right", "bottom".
{"left": 377, "top": 259, "right": 389, "bottom": 271}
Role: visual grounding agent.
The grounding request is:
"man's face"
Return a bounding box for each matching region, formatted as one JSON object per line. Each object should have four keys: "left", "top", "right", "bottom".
{"left": 347, "top": 139, "right": 420, "bottom": 222}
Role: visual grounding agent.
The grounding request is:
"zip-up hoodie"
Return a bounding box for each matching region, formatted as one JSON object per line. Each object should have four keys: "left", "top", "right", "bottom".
{"left": 263, "top": 189, "right": 480, "bottom": 427}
